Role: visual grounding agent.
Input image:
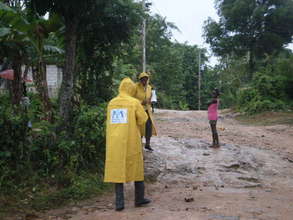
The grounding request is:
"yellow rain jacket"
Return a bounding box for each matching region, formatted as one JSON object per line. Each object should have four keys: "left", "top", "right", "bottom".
{"left": 104, "top": 78, "right": 148, "bottom": 183}
{"left": 134, "top": 72, "right": 157, "bottom": 136}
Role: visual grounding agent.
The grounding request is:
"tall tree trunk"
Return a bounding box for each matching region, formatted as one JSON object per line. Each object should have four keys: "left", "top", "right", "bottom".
{"left": 58, "top": 17, "right": 78, "bottom": 128}
{"left": 23, "top": 64, "right": 29, "bottom": 81}
{"left": 11, "top": 54, "right": 23, "bottom": 106}
{"left": 32, "top": 61, "right": 52, "bottom": 121}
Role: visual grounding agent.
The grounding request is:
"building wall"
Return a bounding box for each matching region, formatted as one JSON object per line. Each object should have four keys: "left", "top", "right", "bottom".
{"left": 46, "top": 65, "right": 62, "bottom": 97}
{"left": 0, "top": 65, "right": 63, "bottom": 97}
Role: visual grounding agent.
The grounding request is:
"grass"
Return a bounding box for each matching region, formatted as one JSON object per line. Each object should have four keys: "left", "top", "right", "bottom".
{"left": 235, "top": 111, "right": 293, "bottom": 126}
{"left": 0, "top": 173, "right": 111, "bottom": 219}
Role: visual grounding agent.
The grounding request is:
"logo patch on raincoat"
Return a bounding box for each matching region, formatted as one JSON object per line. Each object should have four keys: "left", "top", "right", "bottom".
{"left": 111, "top": 109, "right": 128, "bottom": 124}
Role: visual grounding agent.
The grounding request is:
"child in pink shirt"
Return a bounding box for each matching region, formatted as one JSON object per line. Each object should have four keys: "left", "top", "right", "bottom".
{"left": 208, "top": 88, "right": 220, "bottom": 148}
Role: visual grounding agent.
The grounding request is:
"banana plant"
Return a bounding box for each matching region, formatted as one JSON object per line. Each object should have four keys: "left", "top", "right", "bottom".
{"left": 0, "top": 1, "right": 63, "bottom": 119}
{"left": 0, "top": 1, "right": 30, "bottom": 106}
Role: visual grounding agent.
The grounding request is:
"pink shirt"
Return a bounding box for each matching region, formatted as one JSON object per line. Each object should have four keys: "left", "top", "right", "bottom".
{"left": 208, "top": 99, "right": 219, "bottom": 120}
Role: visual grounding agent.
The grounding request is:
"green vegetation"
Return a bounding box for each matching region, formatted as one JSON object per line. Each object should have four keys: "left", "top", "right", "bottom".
{"left": 236, "top": 112, "right": 293, "bottom": 126}
{"left": 0, "top": 0, "right": 292, "bottom": 216}
{"left": 204, "top": 0, "right": 293, "bottom": 112}
{"left": 0, "top": 94, "right": 107, "bottom": 214}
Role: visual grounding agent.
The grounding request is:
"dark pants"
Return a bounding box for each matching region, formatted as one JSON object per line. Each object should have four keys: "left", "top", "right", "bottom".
{"left": 151, "top": 102, "right": 156, "bottom": 113}
{"left": 145, "top": 111, "right": 152, "bottom": 147}
{"left": 209, "top": 120, "right": 219, "bottom": 146}
{"left": 115, "top": 181, "right": 146, "bottom": 209}
{"left": 115, "top": 183, "right": 124, "bottom": 210}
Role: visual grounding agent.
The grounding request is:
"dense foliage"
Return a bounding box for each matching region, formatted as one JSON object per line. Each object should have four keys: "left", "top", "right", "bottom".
{"left": 204, "top": 0, "right": 293, "bottom": 59}
{"left": 0, "top": 94, "right": 107, "bottom": 210}
{"left": 203, "top": 0, "right": 293, "bottom": 112}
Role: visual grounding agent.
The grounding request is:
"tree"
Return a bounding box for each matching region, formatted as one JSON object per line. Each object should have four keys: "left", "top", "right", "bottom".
{"left": 0, "top": 2, "right": 28, "bottom": 105}
{"left": 27, "top": 13, "right": 63, "bottom": 121}
{"left": 144, "top": 14, "right": 186, "bottom": 108}
{"left": 76, "top": 0, "right": 142, "bottom": 105}
{"left": 28, "top": 0, "right": 95, "bottom": 126}
{"left": 204, "top": 0, "right": 293, "bottom": 72}
{"left": 0, "top": 1, "right": 63, "bottom": 117}
{"left": 28, "top": 0, "right": 143, "bottom": 127}
{"left": 120, "top": 13, "right": 211, "bottom": 110}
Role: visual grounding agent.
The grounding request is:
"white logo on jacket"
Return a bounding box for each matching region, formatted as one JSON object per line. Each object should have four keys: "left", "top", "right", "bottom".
{"left": 110, "top": 109, "right": 128, "bottom": 124}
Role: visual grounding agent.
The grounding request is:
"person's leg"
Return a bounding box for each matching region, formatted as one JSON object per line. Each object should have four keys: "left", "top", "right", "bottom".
{"left": 209, "top": 120, "right": 215, "bottom": 146}
{"left": 214, "top": 120, "right": 219, "bottom": 146}
{"left": 145, "top": 114, "right": 153, "bottom": 151}
{"left": 134, "top": 181, "right": 151, "bottom": 207}
{"left": 115, "top": 183, "right": 124, "bottom": 211}
{"left": 209, "top": 120, "right": 219, "bottom": 148}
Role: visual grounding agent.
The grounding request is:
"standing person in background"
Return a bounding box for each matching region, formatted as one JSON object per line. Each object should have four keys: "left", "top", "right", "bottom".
{"left": 207, "top": 88, "right": 220, "bottom": 148}
{"left": 134, "top": 72, "right": 157, "bottom": 152}
{"left": 151, "top": 87, "right": 157, "bottom": 113}
{"left": 104, "top": 78, "right": 151, "bottom": 211}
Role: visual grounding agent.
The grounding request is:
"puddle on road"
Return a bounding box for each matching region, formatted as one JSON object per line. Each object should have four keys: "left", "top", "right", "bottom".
{"left": 144, "top": 136, "right": 293, "bottom": 192}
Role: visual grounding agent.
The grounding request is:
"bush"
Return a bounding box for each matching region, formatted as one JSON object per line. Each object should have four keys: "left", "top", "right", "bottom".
{"left": 0, "top": 97, "right": 31, "bottom": 189}
{"left": 253, "top": 72, "right": 286, "bottom": 99}
{"left": 178, "top": 100, "right": 189, "bottom": 110}
{"left": 157, "top": 92, "right": 174, "bottom": 109}
{"left": 66, "top": 104, "right": 107, "bottom": 172}
{"left": 245, "top": 99, "right": 285, "bottom": 114}
{"left": 32, "top": 103, "right": 107, "bottom": 180}
{"left": 237, "top": 87, "right": 259, "bottom": 108}
{"left": 0, "top": 99, "right": 107, "bottom": 193}
{"left": 237, "top": 72, "right": 288, "bottom": 114}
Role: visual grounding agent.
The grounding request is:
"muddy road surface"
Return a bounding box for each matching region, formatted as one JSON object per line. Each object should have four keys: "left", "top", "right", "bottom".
{"left": 36, "top": 110, "right": 293, "bottom": 220}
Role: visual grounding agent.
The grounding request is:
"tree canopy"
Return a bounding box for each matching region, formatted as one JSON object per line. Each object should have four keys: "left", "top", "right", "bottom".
{"left": 204, "top": 0, "right": 293, "bottom": 58}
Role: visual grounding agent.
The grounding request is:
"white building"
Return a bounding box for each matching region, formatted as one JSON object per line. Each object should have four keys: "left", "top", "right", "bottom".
{"left": 0, "top": 65, "right": 62, "bottom": 98}
{"left": 45, "top": 65, "right": 63, "bottom": 97}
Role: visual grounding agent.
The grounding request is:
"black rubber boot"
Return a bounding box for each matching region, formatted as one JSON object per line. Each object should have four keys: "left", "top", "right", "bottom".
{"left": 145, "top": 144, "right": 154, "bottom": 152}
{"left": 135, "top": 181, "right": 151, "bottom": 207}
{"left": 115, "top": 183, "right": 124, "bottom": 211}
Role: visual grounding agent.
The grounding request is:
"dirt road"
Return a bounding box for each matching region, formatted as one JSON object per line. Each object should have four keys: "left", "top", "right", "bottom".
{"left": 41, "top": 109, "right": 293, "bottom": 220}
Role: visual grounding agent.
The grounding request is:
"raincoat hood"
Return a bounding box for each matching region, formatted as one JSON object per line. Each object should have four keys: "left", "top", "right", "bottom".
{"left": 138, "top": 72, "right": 149, "bottom": 80}
{"left": 119, "top": 77, "right": 136, "bottom": 97}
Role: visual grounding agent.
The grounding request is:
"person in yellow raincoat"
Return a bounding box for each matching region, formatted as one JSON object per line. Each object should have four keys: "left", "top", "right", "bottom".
{"left": 134, "top": 72, "right": 157, "bottom": 151}
{"left": 104, "top": 77, "right": 151, "bottom": 211}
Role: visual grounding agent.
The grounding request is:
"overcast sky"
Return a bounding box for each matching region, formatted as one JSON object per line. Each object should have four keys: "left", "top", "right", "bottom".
{"left": 149, "top": 0, "right": 292, "bottom": 65}
{"left": 150, "top": 0, "right": 219, "bottom": 65}
{"left": 150, "top": 0, "right": 218, "bottom": 46}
